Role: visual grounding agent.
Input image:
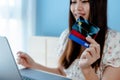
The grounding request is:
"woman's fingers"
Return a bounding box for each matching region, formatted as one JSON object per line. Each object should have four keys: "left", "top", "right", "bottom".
{"left": 86, "top": 37, "right": 98, "bottom": 44}
{"left": 79, "top": 37, "right": 101, "bottom": 69}
{"left": 86, "top": 37, "right": 100, "bottom": 58}
{"left": 17, "top": 51, "right": 28, "bottom": 64}
{"left": 90, "top": 45, "right": 100, "bottom": 58}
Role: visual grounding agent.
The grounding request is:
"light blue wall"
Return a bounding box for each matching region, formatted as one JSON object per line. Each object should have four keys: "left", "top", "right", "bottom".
{"left": 36, "top": 0, "right": 69, "bottom": 37}
{"left": 108, "top": 0, "right": 120, "bottom": 31}
{"left": 35, "top": 0, "right": 120, "bottom": 37}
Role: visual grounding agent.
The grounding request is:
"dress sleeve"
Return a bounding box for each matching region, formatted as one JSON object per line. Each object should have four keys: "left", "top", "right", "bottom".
{"left": 57, "top": 29, "right": 69, "bottom": 56}
{"left": 102, "top": 30, "right": 120, "bottom": 67}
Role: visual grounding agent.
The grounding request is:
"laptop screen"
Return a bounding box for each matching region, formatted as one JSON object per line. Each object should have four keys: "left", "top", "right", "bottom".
{"left": 0, "top": 36, "right": 22, "bottom": 80}
{"left": 0, "top": 36, "right": 72, "bottom": 80}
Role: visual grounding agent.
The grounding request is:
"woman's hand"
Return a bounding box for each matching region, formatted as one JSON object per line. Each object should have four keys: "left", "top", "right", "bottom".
{"left": 17, "top": 51, "right": 36, "bottom": 68}
{"left": 79, "top": 37, "right": 100, "bottom": 69}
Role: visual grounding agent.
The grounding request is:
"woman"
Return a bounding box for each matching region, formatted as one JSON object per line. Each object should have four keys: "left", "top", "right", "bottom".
{"left": 17, "top": 0, "right": 120, "bottom": 80}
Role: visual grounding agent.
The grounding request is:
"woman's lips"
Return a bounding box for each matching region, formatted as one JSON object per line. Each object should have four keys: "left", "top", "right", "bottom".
{"left": 74, "top": 13, "right": 85, "bottom": 19}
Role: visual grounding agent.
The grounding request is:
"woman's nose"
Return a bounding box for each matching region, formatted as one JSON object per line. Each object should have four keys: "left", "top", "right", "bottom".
{"left": 75, "top": 2, "right": 83, "bottom": 11}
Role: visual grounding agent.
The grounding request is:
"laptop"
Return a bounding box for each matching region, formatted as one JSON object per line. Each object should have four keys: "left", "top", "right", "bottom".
{"left": 0, "top": 36, "right": 72, "bottom": 80}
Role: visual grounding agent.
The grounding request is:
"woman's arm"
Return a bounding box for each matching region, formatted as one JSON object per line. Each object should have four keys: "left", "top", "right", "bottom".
{"left": 102, "top": 66, "right": 120, "bottom": 80}
{"left": 81, "top": 66, "right": 120, "bottom": 80}
{"left": 81, "top": 66, "right": 99, "bottom": 80}
{"left": 17, "top": 51, "right": 66, "bottom": 76}
{"left": 32, "top": 62, "right": 66, "bottom": 76}
{"left": 79, "top": 37, "right": 100, "bottom": 80}
{"left": 79, "top": 37, "right": 120, "bottom": 80}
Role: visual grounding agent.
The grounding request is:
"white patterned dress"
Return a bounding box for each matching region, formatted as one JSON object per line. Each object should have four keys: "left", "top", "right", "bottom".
{"left": 57, "top": 28, "right": 120, "bottom": 80}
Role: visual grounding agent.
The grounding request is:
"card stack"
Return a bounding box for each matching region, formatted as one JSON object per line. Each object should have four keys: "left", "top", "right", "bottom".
{"left": 69, "top": 16, "right": 100, "bottom": 48}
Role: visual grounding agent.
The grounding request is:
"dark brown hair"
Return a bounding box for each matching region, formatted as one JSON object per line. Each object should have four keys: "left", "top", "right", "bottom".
{"left": 59, "top": 0, "right": 108, "bottom": 71}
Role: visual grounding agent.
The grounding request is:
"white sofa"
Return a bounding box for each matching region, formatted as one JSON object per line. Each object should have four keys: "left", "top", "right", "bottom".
{"left": 27, "top": 36, "right": 59, "bottom": 68}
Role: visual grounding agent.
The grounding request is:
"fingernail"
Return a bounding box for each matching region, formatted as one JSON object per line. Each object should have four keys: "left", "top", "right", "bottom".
{"left": 87, "top": 35, "right": 91, "bottom": 38}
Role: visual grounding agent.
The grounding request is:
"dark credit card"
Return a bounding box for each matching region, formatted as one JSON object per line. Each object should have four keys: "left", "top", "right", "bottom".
{"left": 69, "top": 16, "right": 100, "bottom": 48}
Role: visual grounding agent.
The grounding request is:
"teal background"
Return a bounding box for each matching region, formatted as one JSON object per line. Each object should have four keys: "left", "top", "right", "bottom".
{"left": 35, "top": 0, "right": 120, "bottom": 37}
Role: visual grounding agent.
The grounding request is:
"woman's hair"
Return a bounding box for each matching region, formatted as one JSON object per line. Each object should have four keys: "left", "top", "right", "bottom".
{"left": 59, "top": 0, "right": 108, "bottom": 70}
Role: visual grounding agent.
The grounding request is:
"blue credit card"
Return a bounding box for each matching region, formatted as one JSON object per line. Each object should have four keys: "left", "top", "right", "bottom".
{"left": 69, "top": 34, "right": 89, "bottom": 48}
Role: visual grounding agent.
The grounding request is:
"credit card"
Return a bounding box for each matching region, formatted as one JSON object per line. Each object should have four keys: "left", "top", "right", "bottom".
{"left": 69, "top": 16, "right": 100, "bottom": 48}
{"left": 69, "top": 34, "right": 89, "bottom": 48}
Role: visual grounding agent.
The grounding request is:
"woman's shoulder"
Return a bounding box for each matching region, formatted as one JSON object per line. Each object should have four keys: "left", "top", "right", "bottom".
{"left": 57, "top": 28, "right": 69, "bottom": 56}
{"left": 59, "top": 28, "right": 69, "bottom": 44}
{"left": 105, "top": 28, "right": 120, "bottom": 47}
{"left": 102, "top": 28, "right": 120, "bottom": 67}
{"left": 105, "top": 28, "right": 120, "bottom": 45}
{"left": 106, "top": 28, "right": 120, "bottom": 38}
{"left": 60, "top": 29, "right": 69, "bottom": 38}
